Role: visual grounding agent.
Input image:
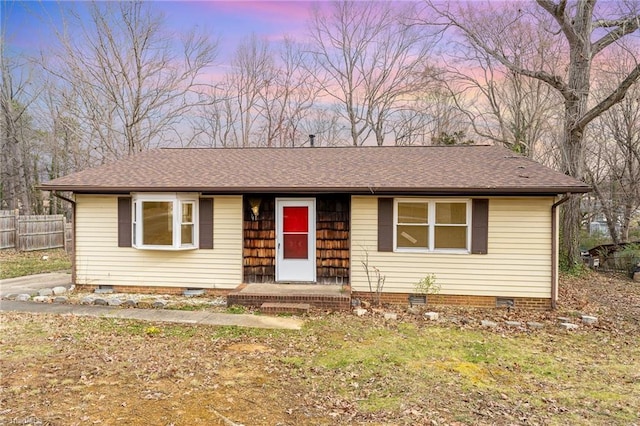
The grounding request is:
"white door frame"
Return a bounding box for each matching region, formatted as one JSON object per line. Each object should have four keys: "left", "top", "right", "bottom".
{"left": 275, "top": 198, "right": 316, "bottom": 282}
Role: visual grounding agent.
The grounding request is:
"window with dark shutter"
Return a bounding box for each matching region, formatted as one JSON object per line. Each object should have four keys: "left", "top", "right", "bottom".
{"left": 117, "top": 197, "right": 132, "bottom": 247}
{"left": 471, "top": 199, "right": 489, "bottom": 254}
{"left": 378, "top": 198, "right": 393, "bottom": 252}
{"left": 380, "top": 197, "right": 488, "bottom": 254}
{"left": 199, "top": 198, "right": 214, "bottom": 249}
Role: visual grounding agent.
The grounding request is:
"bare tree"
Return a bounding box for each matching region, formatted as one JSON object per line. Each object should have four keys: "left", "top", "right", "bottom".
{"left": 225, "top": 34, "right": 275, "bottom": 147}
{"left": 428, "top": 0, "right": 640, "bottom": 265}
{"left": 28, "top": 85, "right": 94, "bottom": 215}
{"left": 298, "top": 106, "right": 348, "bottom": 147}
{"left": 441, "top": 34, "right": 563, "bottom": 157}
{"left": 389, "top": 107, "right": 433, "bottom": 146}
{"left": 0, "top": 33, "right": 39, "bottom": 213}
{"left": 425, "top": 85, "right": 474, "bottom": 145}
{"left": 388, "top": 84, "right": 474, "bottom": 147}
{"left": 196, "top": 36, "right": 320, "bottom": 148}
{"left": 586, "top": 49, "right": 640, "bottom": 243}
{"left": 258, "top": 38, "right": 320, "bottom": 147}
{"left": 309, "top": 1, "right": 437, "bottom": 146}
{"left": 194, "top": 86, "right": 237, "bottom": 148}
{"left": 43, "top": 1, "right": 218, "bottom": 161}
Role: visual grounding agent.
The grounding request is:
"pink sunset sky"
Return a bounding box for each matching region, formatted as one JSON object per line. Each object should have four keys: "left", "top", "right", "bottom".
{"left": 3, "top": 1, "right": 319, "bottom": 61}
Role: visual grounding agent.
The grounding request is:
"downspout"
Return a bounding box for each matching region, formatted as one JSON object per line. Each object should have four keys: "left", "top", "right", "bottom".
{"left": 551, "top": 193, "right": 571, "bottom": 309}
{"left": 52, "top": 192, "right": 76, "bottom": 286}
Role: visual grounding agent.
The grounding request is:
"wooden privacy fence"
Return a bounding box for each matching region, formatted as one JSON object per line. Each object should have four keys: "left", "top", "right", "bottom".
{"left": 0, "top": 210, "right": 73, "bottom": 252}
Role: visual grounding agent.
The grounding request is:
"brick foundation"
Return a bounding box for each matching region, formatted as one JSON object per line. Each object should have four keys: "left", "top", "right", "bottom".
{"left": 74, "top": 284, "right": 230, "bottom": 298}
{"left": 352, "top": 291, "right": 552, "bottom": 310}
{"left": 74, "top": 284, "right": 551, "bottom": 311}
{"left": 227, "top": 292, "right": 351, "bottom": 311}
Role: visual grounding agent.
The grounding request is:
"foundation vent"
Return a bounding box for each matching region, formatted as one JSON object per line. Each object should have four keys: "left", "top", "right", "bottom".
{"left": 496, "top": 298, "right": 515, "bottom": 308}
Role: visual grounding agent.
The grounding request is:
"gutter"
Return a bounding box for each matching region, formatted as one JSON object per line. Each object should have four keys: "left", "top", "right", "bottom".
{"left": 551, "top": 193, "right": 572, "bottom": 309}
{"left": 52, "top": 192, "right": 76, "bottom": 286}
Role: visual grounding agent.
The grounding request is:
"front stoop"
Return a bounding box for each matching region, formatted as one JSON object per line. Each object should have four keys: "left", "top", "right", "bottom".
{"left": 227, "top": 283, "right": 351, "bottom": 311}
{"left": 260, "top": 302, "right": 310, "bottom": 315}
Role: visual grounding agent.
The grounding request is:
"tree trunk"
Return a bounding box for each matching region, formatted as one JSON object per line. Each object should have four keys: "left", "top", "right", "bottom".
{"left": 560, "top": 124, "right": 587, "bottom": 266}
{"left": 1, "top": 99, "right": 31, "bottom": 213}
{"left": 559, "top": 2, "right": 593, "bottom": 267}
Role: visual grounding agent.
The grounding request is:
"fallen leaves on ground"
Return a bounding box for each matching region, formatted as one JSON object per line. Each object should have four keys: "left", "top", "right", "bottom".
{"left": 1, "top": 271, "right": 639, "bottom": 425}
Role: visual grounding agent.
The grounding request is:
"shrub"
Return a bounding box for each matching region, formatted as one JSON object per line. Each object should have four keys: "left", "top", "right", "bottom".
{"left": 414, "top": 274, "right": 440, "bottom": 295}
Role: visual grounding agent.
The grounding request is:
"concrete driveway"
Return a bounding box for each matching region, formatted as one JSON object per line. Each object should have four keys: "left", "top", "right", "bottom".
{"left": 0, "top": 272, "right": 72, "bottom": 298}
{"left": 0, "top": 272, "right": 304, "bottom": 330}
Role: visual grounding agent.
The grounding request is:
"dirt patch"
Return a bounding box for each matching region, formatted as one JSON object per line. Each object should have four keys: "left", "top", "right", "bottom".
{"left": 0, "top": 315, "right": 329, "bottom": 426}
{"left": 225, "top": 343, "right": 274, "bottom": 353}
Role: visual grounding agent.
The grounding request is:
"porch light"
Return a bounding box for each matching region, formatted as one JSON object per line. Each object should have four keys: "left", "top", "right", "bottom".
{"left": 249, "top": 197, "right": 262, "bottom": 220}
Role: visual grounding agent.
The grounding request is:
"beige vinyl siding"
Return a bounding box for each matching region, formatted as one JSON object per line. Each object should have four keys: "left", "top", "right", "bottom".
{"left": 351, "top": 196, "right": 553, "bottom": 298}
{"left": 75, "top": 195, "right": 243, "bottom": 289}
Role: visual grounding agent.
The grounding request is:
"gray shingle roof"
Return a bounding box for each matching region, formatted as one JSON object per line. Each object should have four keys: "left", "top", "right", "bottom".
{"left": 40, "top": 145, "right": 590, "bottom": 195}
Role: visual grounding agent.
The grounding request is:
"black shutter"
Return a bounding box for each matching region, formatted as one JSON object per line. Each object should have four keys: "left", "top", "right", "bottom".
{"left": 117, "top": 197, "right": 132, "bottom": 247}
{"left": 471, "top": 199, "right": 489, "bottom": 254}
{"left": 199, "top": 198, "right": 214, "bottom": 249}
{"left": 378, "top": 198, "right": 394, "bottom": 252}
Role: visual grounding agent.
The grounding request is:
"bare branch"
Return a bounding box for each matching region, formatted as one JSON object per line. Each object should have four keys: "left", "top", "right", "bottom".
{"left": 536, "top": 0, "right": 580, "bottom": 45}
{"left": 592, "top": 15, "right": 640, "bottom": 56}
{"left": 579, "top": 62, "right": 640, "bottom": 129}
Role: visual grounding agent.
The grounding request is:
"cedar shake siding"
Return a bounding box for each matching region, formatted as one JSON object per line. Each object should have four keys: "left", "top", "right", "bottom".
{"left": 351, "top": 196, "right": 554, "bottom": 299}
{"left": 243, "top": 195, "right": 350, "bottom": 284}
{"left": 243, "top": 197, "right": 276, "bottom": 283}
{"left": 316, "top": 195, "right": 350, "bottom": 284}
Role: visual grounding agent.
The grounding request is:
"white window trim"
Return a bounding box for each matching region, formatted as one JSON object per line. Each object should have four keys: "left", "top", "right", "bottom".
{"left": 393, "top": 198, "right": 471, "bottom": 254}
{"left": 132, "top": 193, "right": 199, "bottom": 250}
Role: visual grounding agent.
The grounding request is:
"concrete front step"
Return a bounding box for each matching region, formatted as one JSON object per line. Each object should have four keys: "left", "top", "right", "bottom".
{"left": 260, "top": 302, "right": 310, "bottom": 315}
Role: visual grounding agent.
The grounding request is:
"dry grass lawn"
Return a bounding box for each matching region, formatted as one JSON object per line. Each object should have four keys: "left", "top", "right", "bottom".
{"left": 1, "top": 270, "right": 639, "bottom": 425}
{"left": 0, "top": 249, "right": 71, "bottom": 279}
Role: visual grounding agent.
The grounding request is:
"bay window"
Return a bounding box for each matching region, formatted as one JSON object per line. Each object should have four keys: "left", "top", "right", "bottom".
{"left": 132, "top": 193, "right": 198, "bottom": 250}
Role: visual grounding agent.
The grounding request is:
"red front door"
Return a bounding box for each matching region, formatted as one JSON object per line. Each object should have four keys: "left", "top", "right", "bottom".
{"left": 276, "top": 199, "right": 315, "bottom": 282}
